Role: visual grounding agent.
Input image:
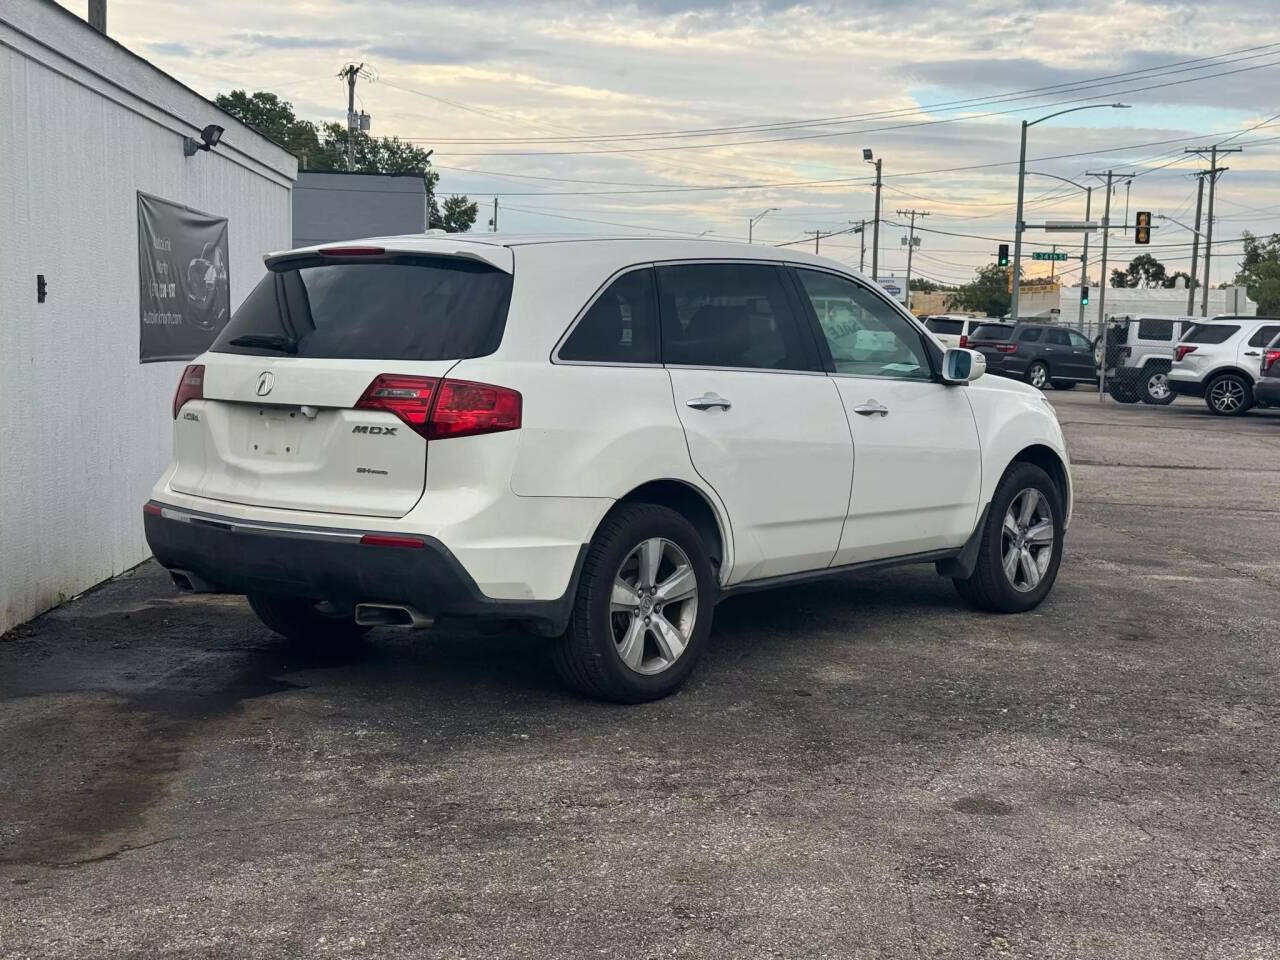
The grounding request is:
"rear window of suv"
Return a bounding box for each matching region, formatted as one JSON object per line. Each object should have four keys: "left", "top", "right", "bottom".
{"left": 1180, "top": 323, "right": 1239, "bottom": 345}
{"left": 211, "top": 255, "right": 513, "bottom": 360}
{"left": 924, "top": 318, "right": 964, "bottom": 335}
{"left": 970, "top": 323, "right": 1013, "bottom": 341}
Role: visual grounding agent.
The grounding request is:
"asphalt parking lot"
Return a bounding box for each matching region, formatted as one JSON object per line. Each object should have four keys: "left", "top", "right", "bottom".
{"left": 2, "top": 389, "right": 1279, "bottom": 960}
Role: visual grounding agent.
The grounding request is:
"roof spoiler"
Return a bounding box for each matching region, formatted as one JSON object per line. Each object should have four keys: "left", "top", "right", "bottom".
{"left": 262, "top": 242, "right": 514, "bottom": 274}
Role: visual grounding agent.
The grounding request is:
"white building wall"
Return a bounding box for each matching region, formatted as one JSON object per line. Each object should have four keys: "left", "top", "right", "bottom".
{"left": 0, "top": 0, "right": 296, "bottom": 632}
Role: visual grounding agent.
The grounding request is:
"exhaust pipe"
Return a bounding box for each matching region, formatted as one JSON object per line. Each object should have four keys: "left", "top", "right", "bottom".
{"left": 169, "top": 569, "right": 220, "bottom": 593}
{"left": 354, "top": 603, "right": 433, "bottom": 629}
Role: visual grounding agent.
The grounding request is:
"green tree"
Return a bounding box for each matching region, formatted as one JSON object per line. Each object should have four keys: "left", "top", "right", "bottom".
{"left": 1125, "top": 253, "right": 1167, "bottom": 288}
{"left": 1163, "top": 270, "right": 1193, "bottom": 290}
{"left": 1110, "top": 267, "right": 1128, "bottom": 288}
{"left": 216, "top": 89, "right": 478, "bottom": 233}
{"left": 1233, "top": 231, "right": 1280, "bottom": 315}
{"left": 946, "top": 264, "right": 1011, "bottom": 317}
{"left": 909, "top": 277, "right": 951, "bottom": 293}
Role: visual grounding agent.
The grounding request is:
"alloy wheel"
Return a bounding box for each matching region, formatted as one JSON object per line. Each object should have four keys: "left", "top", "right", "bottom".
{"left": 1209, "top": 378, "right": 1246, "bottom": 413}
{"left": 1001, "top": 488, "right": 1055, "bottom": 593}
{"left": 1029, "top": 364, "right": 1048, "bottom": 389}
{"left": 610, "top": 538, "right": 698, "bottom": 675}
{"left": 1147, "top": 372, "right": 1171, "bottom": 401}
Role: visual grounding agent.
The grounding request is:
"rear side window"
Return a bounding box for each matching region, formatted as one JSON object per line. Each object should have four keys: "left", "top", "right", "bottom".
{"left": 559, "top": 268, "right": 659, "bottom": 364}
{"left": 1017, "top": 327, "right": 1043, "bottom": 343}
{"left": 657, "top": 262, "right": 815, "bottom": 371}
{"left": 1247, "top": 324, "right": 1280, "bottom": 347}
{"left": 212, "top": 256, "right": 512, "bottom": 360}
{"left": 971, "top": 323, "right": 1013, "bottom": 341}
{"left": 1137, "top": 318, "right": 1174, "bottom": 341}
{"left": 925, "top": 317, "right": 964, "bottom": 335}
{"left": 1181, "top": 323, "right": 1239, "bottom": 345}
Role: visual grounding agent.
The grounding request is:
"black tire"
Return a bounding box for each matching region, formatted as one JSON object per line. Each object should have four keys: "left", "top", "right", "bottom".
{"left": 551, "top": 503, "right": 715, "bottom": 704}
{"left": 1025, "top": 361, "right": 1050, "bottom": 391}
{"left": 1204, "top": 373, "right": 1254, "bottom": 416}
{"left": 1107, "top": 379, "right": 1140, "bottom": 404}
{"left": 1050, "top": 380, "right": 1077, "bottom": 390}
{"left": 1139, "top": 366, "right": 1175, "bottom": 405}
{"left": 247, "top": 594, "right": 370, "bottom": 646}
{"left": 952, "top": 462, "right": 1064, "bottom": 614}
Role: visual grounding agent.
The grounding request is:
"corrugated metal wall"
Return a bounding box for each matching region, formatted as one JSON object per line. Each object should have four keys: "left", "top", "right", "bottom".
{"left": 0, "top": 1, "right": 295, "bottom": 632}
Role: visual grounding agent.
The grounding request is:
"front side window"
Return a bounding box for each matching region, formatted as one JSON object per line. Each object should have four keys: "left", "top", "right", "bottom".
{"left": 1068, "top": 330, "right": 1093, "bottom": 350}
{"left": 794, "top": 269, "right": 931, "bottom": 380}
{"left": 657, "top": 263, "right": 814, "bottom": 371}
{"left": 558, "top": 268, "right": 659, "bottom": 364}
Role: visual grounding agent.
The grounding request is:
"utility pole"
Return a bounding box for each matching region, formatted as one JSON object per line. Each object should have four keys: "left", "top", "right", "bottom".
{"left": 896, "top": 209, "right": 929, "bottom": 313}
{"left": 1087, "top": 170, "right": 1135, "bottom": 400}
{"left": 1076, "top": 186, "right": 1092, "bottom": 332}
{"left": 87, "top": 0, "right": 106, "bottom": 33}
{"left": 871, "top": 160, "right": 883, "bottom": 280}
{"left": 1186, "top": 172, "right": 1206, "bottom": 316}
{"left": 1186, "top": 145, "right": 1241, "bottom": 316}
{"left": 339, "top": 63, "right": 365, "bottom": 172}
{"left": 853, "top": 219, "right": 867, "bottom": 272}
{"left": 805, "top": 230, "right": 825, "bottom": 254}
{"left": 489, "top": 196, "right": 499, "bottom": 232}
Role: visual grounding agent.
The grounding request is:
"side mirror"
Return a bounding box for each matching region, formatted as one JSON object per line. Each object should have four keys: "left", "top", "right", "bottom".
{"left": 942, "top": 347, "right": 986, "bottom": 384}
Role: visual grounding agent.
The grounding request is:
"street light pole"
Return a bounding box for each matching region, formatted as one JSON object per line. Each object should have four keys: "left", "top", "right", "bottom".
{"left": 748, "top": 207, "right": 779, "bottom": 244}
{"left": 1079, "top": 186, "right": 1091, "bottom": 332}
{"left": 1010, "top": 103, "right": 1129, "bottom": 321}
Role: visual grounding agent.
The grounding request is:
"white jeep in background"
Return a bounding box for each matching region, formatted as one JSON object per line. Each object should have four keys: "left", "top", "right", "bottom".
{"left": 145, "top": 235, "right": 1072, "bottom": 702}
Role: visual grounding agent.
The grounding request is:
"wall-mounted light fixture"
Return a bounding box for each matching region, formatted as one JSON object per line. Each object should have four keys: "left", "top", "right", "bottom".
{"left": 183, "top": 124, "right": 225, "bottom": 157}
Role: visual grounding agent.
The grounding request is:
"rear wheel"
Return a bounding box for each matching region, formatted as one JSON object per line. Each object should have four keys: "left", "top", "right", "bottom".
{"left": 953, "top": 462, "right": 1063, "bottom": 614}
{"left": 247, "top": 594, "right": 370, "bottom": 646}
{"left": 1026, "top": 361, "right": 1050, "bottom": 391}
{"left": 1140, "top": 367, "right": 1175, "bottom": 405}
{"left": 1205, "top": 373, "right": 1253, "bottom": 416}
{"left": 552, "top": 503, "right": 714, "bottom": 703}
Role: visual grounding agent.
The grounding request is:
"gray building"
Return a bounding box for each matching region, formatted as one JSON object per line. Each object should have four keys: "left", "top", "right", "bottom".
{"left": 292, "top": 171, "right": 427, "bottom": 248}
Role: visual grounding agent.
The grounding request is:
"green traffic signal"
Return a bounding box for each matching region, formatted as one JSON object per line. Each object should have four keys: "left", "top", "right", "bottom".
{"left": 997, "top": 243, "right": 1009, "bottom": 267}
{"left": 1081, "top": 285, "right": 1090, "bottom": 305}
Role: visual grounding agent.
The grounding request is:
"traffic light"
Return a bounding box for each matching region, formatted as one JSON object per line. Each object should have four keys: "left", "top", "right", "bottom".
{"left": 1080, "top": 285, "right": 1090, "bottom": 306}
{"left": 998, "top": 243, "right": 1009, "bottom": 266}
{"left": 1134, "top": 210, "right": 1151, "bottom": 245}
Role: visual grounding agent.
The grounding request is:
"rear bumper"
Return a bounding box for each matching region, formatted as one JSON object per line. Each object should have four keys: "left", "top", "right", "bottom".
{"left": 144, "top": 502, "right": 583, "bottom": 633}
{"left": 1255, "top": 378, "right": 1280, "bottom": 404}
{"left": 1167, "top": 376, "right": 1204, "bottom": 398}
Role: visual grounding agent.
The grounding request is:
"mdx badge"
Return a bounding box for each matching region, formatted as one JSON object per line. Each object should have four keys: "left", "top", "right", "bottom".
{"left": 352, "top": 425, "right": 398, "bottom": 435}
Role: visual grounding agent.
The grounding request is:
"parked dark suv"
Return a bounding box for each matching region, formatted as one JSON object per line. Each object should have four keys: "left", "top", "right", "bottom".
{"left": 967, "top": 321, "right": 1098, "bottom": 390}
{"left": 1257, "top": 330, "right": 1280, "bottom": 407}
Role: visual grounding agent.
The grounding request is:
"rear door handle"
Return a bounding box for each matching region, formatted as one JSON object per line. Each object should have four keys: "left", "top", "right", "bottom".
{"left": 1243, "top": 351, "right": 1260, "bottom": 357}
{"left": 686, "top": 393, "right": 731, "bottom": 411}
{"left": 853, "top": 400, "right": 889, "bottom": 418}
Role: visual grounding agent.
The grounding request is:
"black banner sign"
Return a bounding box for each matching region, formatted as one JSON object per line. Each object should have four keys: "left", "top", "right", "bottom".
{"left": 137, "top": 192, "right": 230, "bottom": 362}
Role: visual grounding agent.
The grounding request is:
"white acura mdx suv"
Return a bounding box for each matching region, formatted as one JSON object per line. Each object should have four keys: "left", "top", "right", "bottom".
{"left": 145, "top": 235, "right": 1072, "bottom": 702}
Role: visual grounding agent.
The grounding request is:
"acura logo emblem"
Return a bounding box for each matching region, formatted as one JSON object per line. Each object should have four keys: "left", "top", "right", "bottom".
{"left": 256, "top": 371, "right": 275, "bottom": 396}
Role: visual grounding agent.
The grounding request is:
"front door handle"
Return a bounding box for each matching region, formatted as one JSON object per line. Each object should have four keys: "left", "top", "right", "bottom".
{"left": 686, "top": 393, "right": 732, "bottom": 411}
{"left": 853, "top": 400, "right": 889, "bottom": 418}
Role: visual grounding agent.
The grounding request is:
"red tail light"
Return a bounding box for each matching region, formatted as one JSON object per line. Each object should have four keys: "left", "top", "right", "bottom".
{"left": 1263, "top": 348, "right": 1280, "bottom": 373}
{"left": 172, "top": 364, "right": 205, "bottom": 418}
{"left": 355, "top": 374, "right": 522, "bottom": 440}
{"left": 359, "top": 534, "right": 425, "bottom": 549}
{"left": 995, "top": 343, "right": 1018, "bottom": 354}
{"left": 318, "top": 246, "right": 385, "bottom": 257}
{"left": 1174, "top": 344, "right": 1198, "bottom": 362}
{"left": 959, "top": 334, "right": 969, "bottom": 348}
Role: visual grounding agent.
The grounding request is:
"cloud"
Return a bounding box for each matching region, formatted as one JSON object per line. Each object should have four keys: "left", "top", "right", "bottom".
{"left": 231, "top": 32, "right": 347, "bottom": 51}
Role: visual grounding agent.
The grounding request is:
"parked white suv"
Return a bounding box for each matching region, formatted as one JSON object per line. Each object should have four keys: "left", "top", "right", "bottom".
{"left": 145, "top": 235, "right": 1072, "bottom": 702}
{"left": 1168, "top": 316, "right": 1280, "bottom": 415}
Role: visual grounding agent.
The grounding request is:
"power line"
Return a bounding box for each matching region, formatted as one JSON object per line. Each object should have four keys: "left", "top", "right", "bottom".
{"left": 386, "top": 43, "right": 1280, "bottom": 145}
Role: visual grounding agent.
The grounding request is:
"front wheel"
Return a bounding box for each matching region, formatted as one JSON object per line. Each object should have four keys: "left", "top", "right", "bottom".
{"left": 552, "top": 504, "right": 715, "bottom": 703}
{"left": 1107, "top": 379, "right": 1140, "bottom": 404}
{"left": 1205, "top": 374, "right": 1253, "bottom": 416}
{"left": 247, "top": 594, "right": 370, "bottom": 646}
{"left": 953, "top": 462, "right": 1064, "bottom": 613}
{"left": 1026, "top": 361, "right": 1050, "bottom": 391}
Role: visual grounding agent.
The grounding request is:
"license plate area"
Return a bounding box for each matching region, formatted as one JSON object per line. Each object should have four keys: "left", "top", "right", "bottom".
{"left": 248, "top": 408, "right": 303, "bottom": 458}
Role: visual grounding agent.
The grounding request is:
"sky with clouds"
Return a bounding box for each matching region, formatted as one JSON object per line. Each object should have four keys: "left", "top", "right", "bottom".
{"left": 61, "top": 0, "right": 1280, "bottom": 287}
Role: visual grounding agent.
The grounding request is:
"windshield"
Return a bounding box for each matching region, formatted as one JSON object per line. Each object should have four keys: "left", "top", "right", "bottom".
{"left": 212, "top": 255, "right": 513, "bottom": 360}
